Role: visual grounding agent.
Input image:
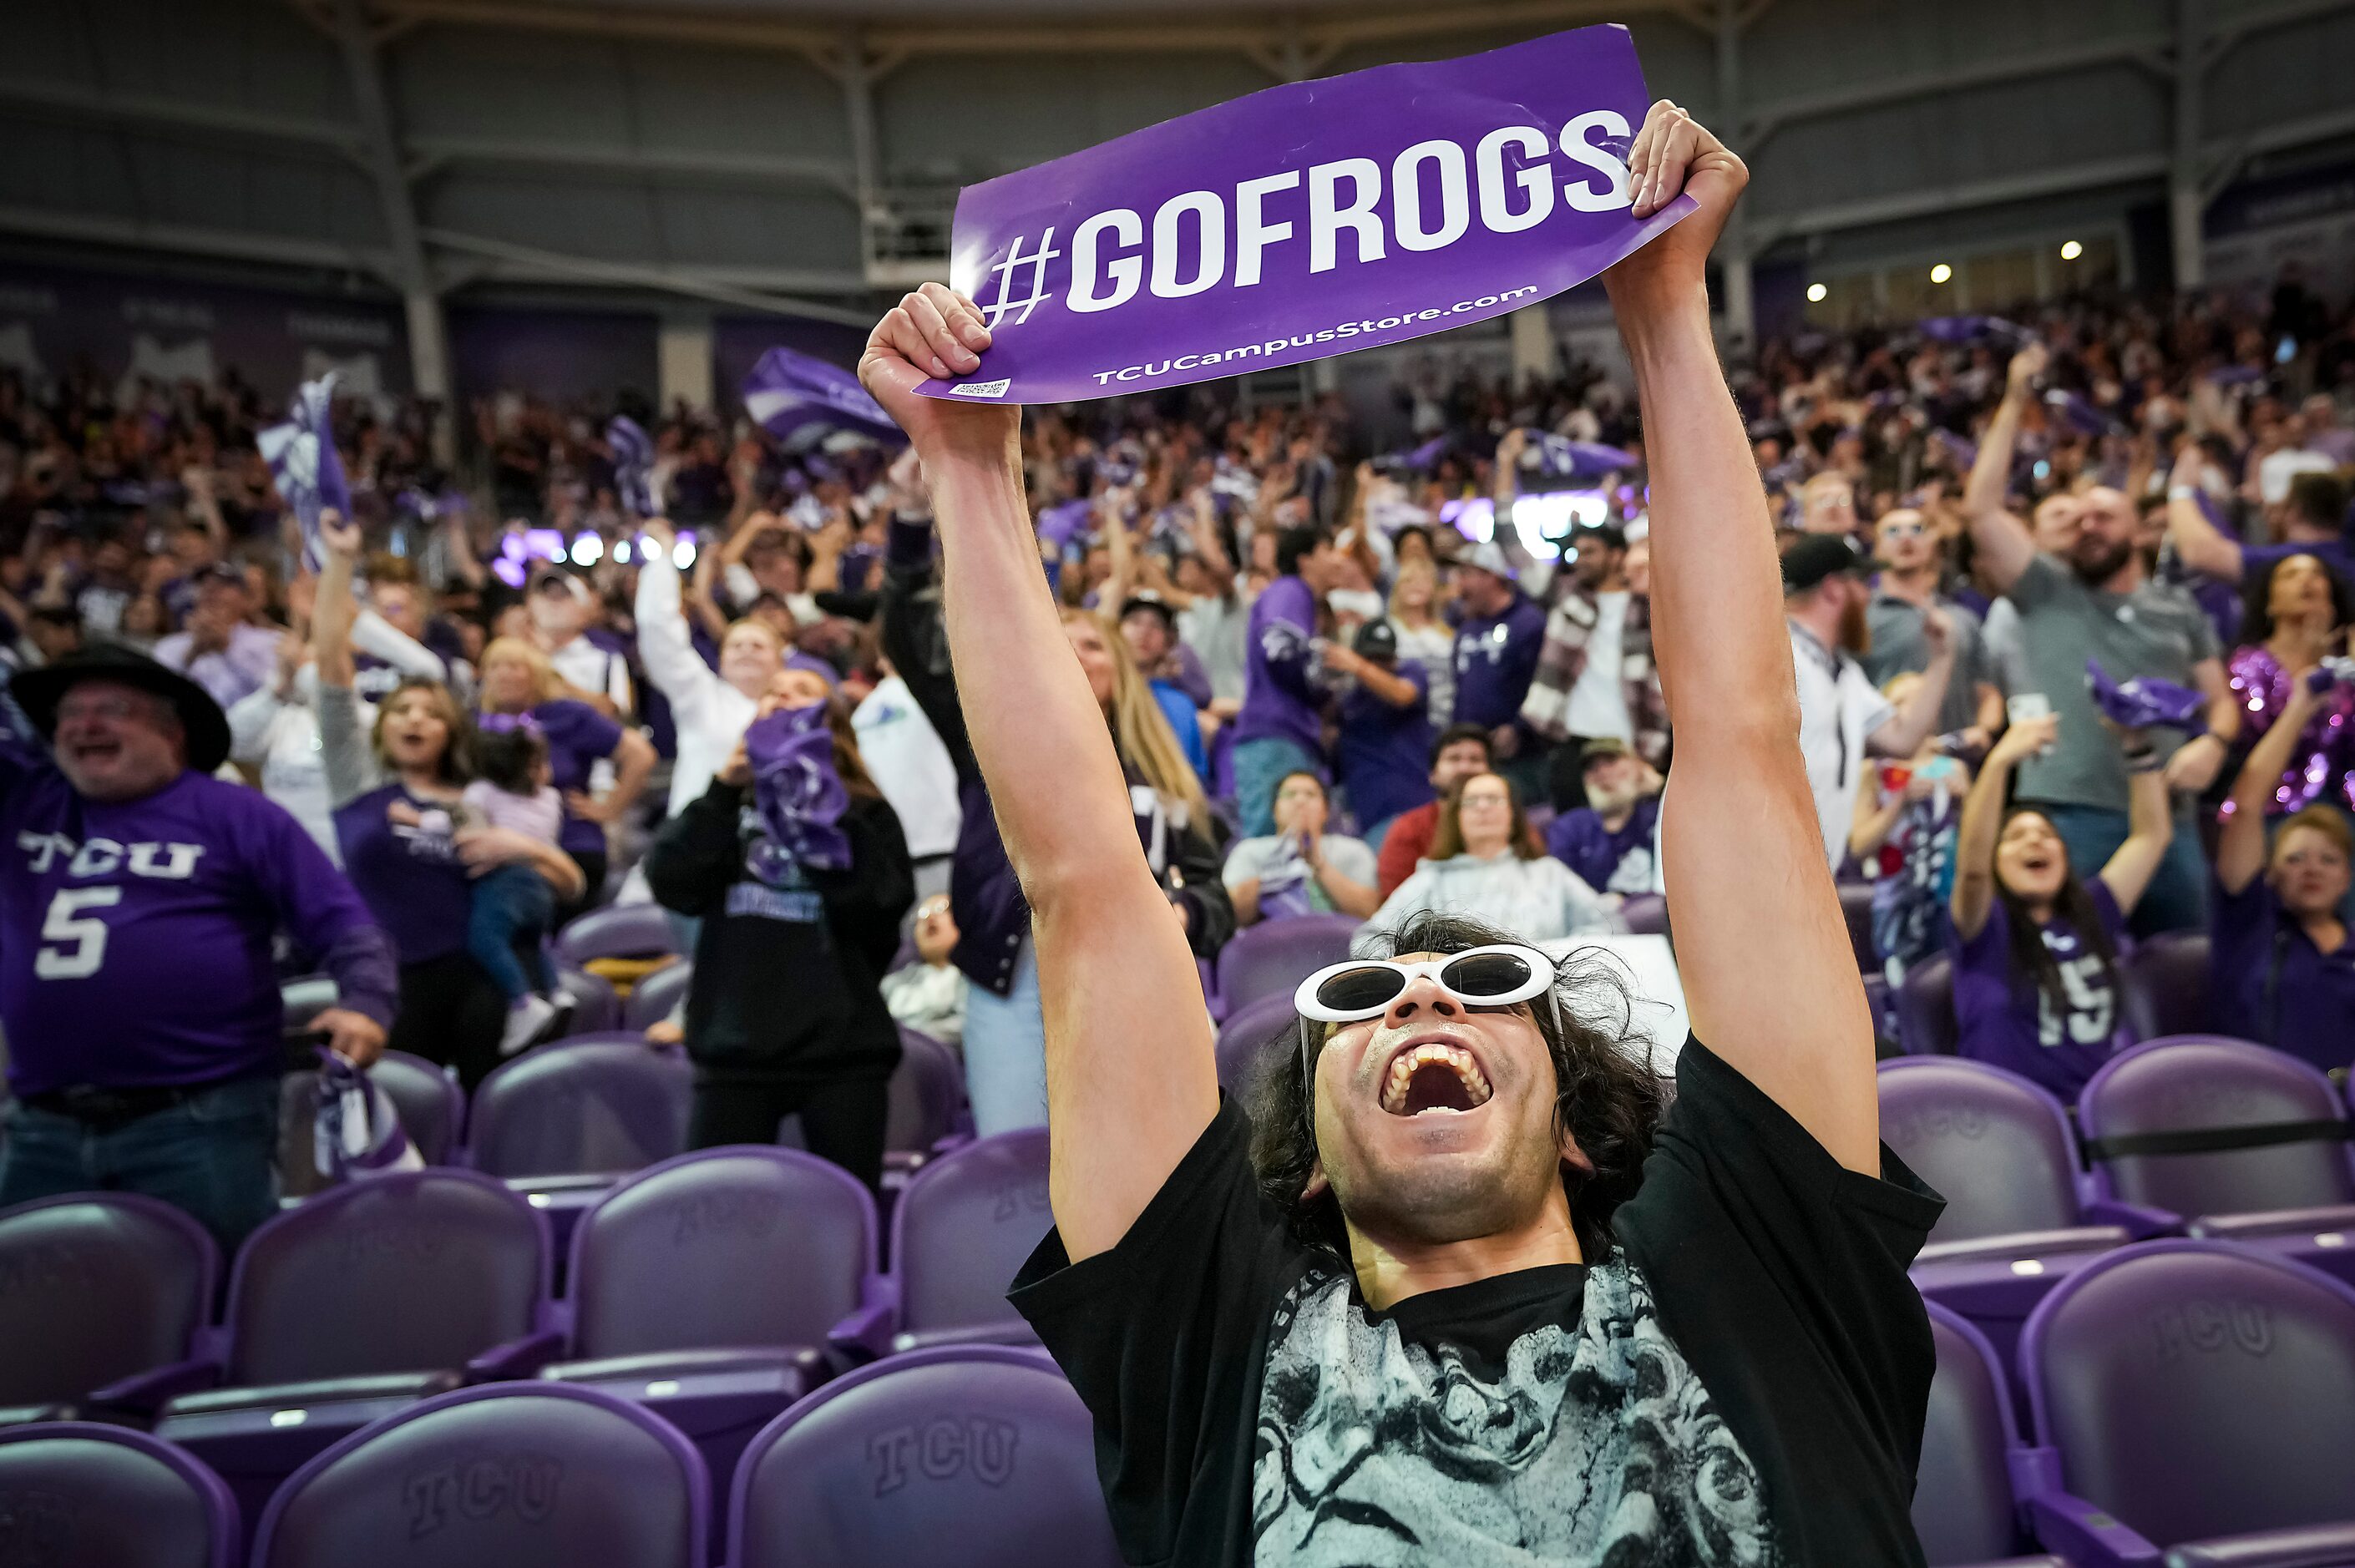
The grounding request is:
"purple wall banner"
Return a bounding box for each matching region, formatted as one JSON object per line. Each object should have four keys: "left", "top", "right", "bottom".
{"left": 917, "top": 24, "right": 1691, "bottom": 407}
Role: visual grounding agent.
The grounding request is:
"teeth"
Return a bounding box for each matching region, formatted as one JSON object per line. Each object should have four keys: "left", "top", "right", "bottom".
{"left": 1380, "top": 1042, "right": 1494, "bottom": 1115}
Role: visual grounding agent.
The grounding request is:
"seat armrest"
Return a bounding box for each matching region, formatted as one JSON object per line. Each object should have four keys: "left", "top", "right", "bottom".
{"left": 2024, "top": 1490, "right": 2162, "bottom": 1567}
{"left": 465, "top": 1329, "right": 566, "bottom": 1383}
{"left": 2079, "top": 1199, "right": 2184, "bottom": 1240}
{"left": 828, "top": 1277, "right": 901, "bottom": 1362}
{"left": 85, "top": 1356, "right": 222, "bottom": 1415}
{"left": 2161, "top": 1522, "right": 2355, "bottom": 1567}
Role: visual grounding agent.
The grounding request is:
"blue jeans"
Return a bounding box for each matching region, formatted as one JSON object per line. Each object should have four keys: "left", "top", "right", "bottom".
{"left": 2037, "top": 802, "right": 2209, "bottom": 938}
{"left": 1233, "top": 736, "right": 1321, "bottom": 838}
{"left": 0, "top": 1074, "right": 282, "bottom": 1260}
{"left": 961, "top": 936, "right": 1047, "bottom": 1139}
{"left": 468, "top": 863, "right": 558, "bottom": 1002}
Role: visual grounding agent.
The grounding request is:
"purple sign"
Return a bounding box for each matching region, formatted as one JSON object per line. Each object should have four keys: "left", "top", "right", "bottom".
{"left": 743, "top": 346, "right": 904, "bottom": 446}
{"left": 916, "top": 24, "right": 1691, "bottom": 406}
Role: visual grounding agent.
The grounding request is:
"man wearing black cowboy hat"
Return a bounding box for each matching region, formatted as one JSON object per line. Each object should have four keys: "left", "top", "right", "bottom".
{"left": 0, "top": 645, "right": 399, "bottom": 1255}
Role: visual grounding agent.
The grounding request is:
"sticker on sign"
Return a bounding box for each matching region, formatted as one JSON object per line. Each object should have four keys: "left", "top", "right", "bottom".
{"left": 946, "top": 378, "right": 1013, "bottom": 399}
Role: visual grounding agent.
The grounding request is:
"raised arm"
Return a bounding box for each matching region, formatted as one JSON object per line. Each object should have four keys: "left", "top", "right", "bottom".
{"left": 1864, "top": 609, "right": 1957, "bottom": 758}
{"left": 1613, "top": 104, "right": 1877, "bottom": 1173}
{"left": 2094, "top": 733, "right": 2175, "bottom": 917}
{"left": 1960, "top": 343, "right": 2046, "bottom": 594}
{"left": 2216, "top": 676, "right": 2325, "bottom": 895}
{"left": 860, "top": 284, "right": 1218, "bottom": 1261}
{"left": 1949, "top": 715, "right": 2054, "bottom": 941}
{"left": 631, "top": 517, "right": 717, "bottom": 714}
{"left": 2164, "top": 447, "right": 2244, "bottom": 582}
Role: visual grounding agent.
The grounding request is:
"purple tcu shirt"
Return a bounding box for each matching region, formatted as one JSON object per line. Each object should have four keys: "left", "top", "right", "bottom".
{"left": 1336, "top": 660, "right": 1434, "bottom": 833}
{"left": 334, "top": 781, "right": 477, "bottom": 964}
{"left": 2211, "top": 875, "right": 2355, "bottom": 1075}
{"left": 1451, "top": 591, "right": 1548, "bottom": 729}
{"left": 1948, "top": 878, "right": 2129, "bottom": 1100}
{"left": 2, "top": 755, "right": 396, "bottom": 1095}
{"left": 1233, "top": 575, "right": 1324, "bottom": 756}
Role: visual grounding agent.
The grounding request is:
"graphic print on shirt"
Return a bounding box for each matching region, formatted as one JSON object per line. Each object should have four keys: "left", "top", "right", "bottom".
{"left": 733, "top": 807, "right": 824, "bottom": 923}
{"left": 16, "top": 830, "right": 207, "bottom": 980}
{"left": 2035, "top": 926, "right": 2114, "bottom": 1049}
{"left": 1252, "top": 1256, "right": 1778, "bottom": 1567}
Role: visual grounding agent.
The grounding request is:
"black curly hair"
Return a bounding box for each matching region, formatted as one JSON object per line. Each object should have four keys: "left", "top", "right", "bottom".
{"left": 1244, "top": 910, "right": 1669, "bottom": 1264}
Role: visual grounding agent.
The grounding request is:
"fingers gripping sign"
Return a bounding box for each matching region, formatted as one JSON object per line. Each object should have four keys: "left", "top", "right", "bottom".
{"left": 858, "top": 284, "right": 1016, "bottom": 462}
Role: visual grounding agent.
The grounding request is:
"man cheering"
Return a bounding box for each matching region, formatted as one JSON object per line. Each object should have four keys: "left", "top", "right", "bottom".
{"left": 1, "top": 646, "right": 398, "bottom": 1255}
{"left": 857, "top": 100, "right": 1939, "bottom": 1568}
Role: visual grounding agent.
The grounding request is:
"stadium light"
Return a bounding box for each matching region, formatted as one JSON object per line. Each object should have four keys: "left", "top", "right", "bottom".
{"left": 1929, "top": 263, "right": 1952, "bottom": 285}
{"left": 1806, "top": 282, "right": 1828, "bottom": 303}
{"left": 2059, "top": 239, "right": 2084, "bottom": 260}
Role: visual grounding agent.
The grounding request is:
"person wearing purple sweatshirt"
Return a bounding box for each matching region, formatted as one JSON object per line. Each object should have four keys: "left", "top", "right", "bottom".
{"left": 1232, "top": 524, "right": 1344, "bottom": 837}
{"left": 0, "top": 645, "right": 399, "bottom": 1255}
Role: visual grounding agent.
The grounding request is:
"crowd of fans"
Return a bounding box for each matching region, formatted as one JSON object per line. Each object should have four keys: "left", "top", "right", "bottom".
{"left": 3, "top": 266, "right": 2352, "bottom": 1252}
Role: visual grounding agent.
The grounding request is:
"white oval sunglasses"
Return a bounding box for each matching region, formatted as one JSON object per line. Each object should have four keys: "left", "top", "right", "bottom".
{"left": 1293, "top": 943, "right": 1563, "bottom": 1086}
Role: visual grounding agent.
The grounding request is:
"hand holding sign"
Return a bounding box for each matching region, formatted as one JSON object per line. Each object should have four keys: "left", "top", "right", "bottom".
{"left": 1603, "top": 100, "right": 1749, "bottom": 311}
{"left": 859, "top": 281, "right": 1016, "bottom": 468}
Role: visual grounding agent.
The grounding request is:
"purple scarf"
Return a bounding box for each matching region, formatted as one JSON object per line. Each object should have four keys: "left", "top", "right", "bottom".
{"left": 745, "top": 703, "right": 852, "bottom": 871}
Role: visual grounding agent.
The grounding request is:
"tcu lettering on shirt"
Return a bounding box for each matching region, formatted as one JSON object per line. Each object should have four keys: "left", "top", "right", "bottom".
{"left": 17, "top": 830, "right": 206, "bottom": 981}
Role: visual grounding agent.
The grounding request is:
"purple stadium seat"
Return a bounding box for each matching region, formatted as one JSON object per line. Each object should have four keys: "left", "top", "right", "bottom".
{"left": 884, "top": 1025, "right": 967, "bottom": 1176}
{"left": 863, "top": 1129, "right": 1051, "bottom": 1355}
{"left": 2079, "top": 1038, "right": 2355, "bottom": 1285}
{"left": 466, "top": 1036, "right": 695, "bottom": 1255}
{"left": 278, "top": 1050, "right": 466, "bottom": 1198}
{"left": 1914, "top": 1304, "right": 2064, "bottom": 1568}
{"left": 1618, "top": 892, "right": 1669, "bottom": 935}
{"left": 1215, "top": 990, "right": 1302, "bottom": 1093}
{"left": 555, "top": 901, "right": 681, "bottom": 967}
{"left": 0, "top": 1192, "right": 218, "bottom": 1423}
{"left": 1214, "top": 913, "right": 1360, "bottom": 1021}
{"left": 2119, "top": 930, "right": 2211, "bottom": 1042}
{"left": 2014, "top": 1241, "right": 2355, "bottom": 1566}
{"left": 154, "top": 1169, "right": 555, "bottom": 1537}
{"left": 727, "top": 1346, "right": 1122, "bottom": 1568}
{"left": 1838, "top": 880, "right": 1878, "bottom": 971}
{"left": 251, "top": 1383, "right": 706, "bottom": 1568}
{"left": 1898, "top": 953, "right": 1959, "bottom": 1056}
{"left": 540, "top": 1147, "right": 876, "bottom": 1507}
{"left": 0, "top": 1422, "right": 240, "bottom": 1568}
{"left": 1882, "top": 1059, "right": 2173, "bottom": 1386}
{"left": 557, "top": 963, "right": 624, "bottom": 1034}
{"left": 625, "top": 959, "right": 695, "bottom": 1033}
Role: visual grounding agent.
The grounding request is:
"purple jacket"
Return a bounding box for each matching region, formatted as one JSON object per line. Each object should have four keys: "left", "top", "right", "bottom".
{"left": 880, "top": 520, "right": 1234, "bottom": 995}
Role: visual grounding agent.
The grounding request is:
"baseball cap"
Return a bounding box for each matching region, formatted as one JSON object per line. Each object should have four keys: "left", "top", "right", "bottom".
{"left": 1458, "top": 541, "right": 1516, "bottom": 582}
{"left": 1579, "top": 736, "right": 1637, "bottom": 771}
{"left": 1780, "top": 533, "right": 1868, "bottom": 595}
{"left": 1568, "top": 522, "right": 1628, "bottom": 554}
{"left": 1117, "top": 591, "right": 1178, "bottom": 630}
{"left": 1351, "top": 618, "right": 1399, "bottom": 663}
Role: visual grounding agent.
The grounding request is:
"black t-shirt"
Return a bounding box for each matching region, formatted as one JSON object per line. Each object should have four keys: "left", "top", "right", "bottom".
{"left": 1009, "top": 1035, "right": 1945, "bottom": 1567}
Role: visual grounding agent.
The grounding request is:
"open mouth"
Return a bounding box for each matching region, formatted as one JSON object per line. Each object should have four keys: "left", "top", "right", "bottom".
{"left": 1380, "top": 1040, "right": 1494, "bottom": 1117}
{"left": 68, "top": 739, "right": 122, "bottom": 765}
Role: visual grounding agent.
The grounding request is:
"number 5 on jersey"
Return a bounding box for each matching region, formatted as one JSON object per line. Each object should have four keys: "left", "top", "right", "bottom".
{"left": 36, "top": 887, "right": 123, "bottom": 979}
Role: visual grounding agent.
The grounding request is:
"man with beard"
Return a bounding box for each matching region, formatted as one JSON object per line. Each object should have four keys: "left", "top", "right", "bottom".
{"left": 1965, "top": 342, "right": 2239, "bottom": 934}
{"left": 853, "top": 101, "right": 1943, "bottom": 1568}
{"left": 1521, "top": 521, "right": 1669, "bottom": 812}
{"left": 1784, "top": 533, "right": 1956, "bottom": 868}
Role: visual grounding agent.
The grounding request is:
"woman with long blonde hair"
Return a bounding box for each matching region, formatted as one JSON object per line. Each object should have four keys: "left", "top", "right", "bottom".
{"left": 477, "top": 633, "right": 657, "bottom": 907}
{"left": 881, "top": 534, "right": 1233, "bottom": 1136}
